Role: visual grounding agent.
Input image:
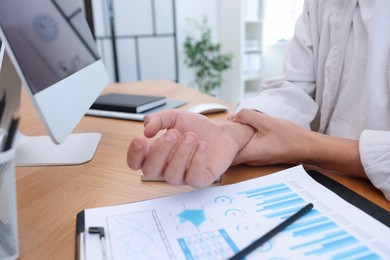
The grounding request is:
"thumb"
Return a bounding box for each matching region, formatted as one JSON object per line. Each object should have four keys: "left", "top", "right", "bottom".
{"left": 143, "top": 109, "right": 181, "bottom": 137}
{"left": 233, "top": 109, "right": 268, "bottom": 131}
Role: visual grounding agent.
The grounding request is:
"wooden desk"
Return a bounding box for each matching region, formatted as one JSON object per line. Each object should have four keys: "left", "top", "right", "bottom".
{"left": 16, "top": 80, "right": 390, "bottom": 259}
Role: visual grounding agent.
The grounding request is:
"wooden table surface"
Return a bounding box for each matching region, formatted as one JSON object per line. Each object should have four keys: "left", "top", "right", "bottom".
{"left": 15, "top": 80, "right": 390, "bottom": 259}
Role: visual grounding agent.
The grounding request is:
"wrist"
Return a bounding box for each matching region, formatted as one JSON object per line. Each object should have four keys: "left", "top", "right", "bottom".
{"left": 216, "top": 118, "right": 255, "bottom": 152}
{"left": 301, "top": 131, "right": 321, "bottom": 165}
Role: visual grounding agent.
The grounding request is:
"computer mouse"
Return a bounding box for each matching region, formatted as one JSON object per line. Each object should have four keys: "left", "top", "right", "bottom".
{"left": 187, "top": 102, "right": 229, "bottom": 114}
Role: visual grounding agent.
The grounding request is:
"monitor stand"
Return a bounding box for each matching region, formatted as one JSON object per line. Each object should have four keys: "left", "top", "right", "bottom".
{"left": 0, "top": 46, "right": 101, "bottom": 167}
{"left": 15, "top": 132, "right": 101, "bottom": 166}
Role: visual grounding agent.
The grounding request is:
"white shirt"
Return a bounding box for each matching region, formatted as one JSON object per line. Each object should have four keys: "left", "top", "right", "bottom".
{"left": 236, "top": 0, "right": 390, "bottom": 200}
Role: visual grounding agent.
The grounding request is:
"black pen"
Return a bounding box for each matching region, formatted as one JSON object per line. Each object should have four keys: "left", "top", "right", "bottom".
{"left": 229, "top": 203, "right": 314, "bottom": 260}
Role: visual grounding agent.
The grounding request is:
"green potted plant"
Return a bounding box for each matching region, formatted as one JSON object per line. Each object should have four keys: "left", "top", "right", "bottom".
{"left": 183, "top": 16, "right": 233, "bottom": 95}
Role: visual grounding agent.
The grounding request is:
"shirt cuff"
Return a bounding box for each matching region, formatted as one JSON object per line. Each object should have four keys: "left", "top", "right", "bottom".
{"left": 359, "top": 129, "right": 390, "bottom": 201}
{"left": 234, "top": 95, "right": 316, "bottom": 129}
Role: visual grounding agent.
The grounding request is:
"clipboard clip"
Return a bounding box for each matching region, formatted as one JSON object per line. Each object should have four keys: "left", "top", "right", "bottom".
{"left": 88, "top": 227, "right": 107, "bottom": 260}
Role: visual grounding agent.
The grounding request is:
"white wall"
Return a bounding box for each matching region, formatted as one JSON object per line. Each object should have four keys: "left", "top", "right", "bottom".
{"left": 175, "top": 0, "right": 218, "bottom": 88}
{"left": 262, "top": 0, "right": 304, "bottom": 80}
{"left": 263, "top": 0, "right": 302, "bottom": 47}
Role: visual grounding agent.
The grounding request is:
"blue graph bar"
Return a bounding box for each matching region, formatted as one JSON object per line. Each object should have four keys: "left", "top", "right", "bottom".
{"left": 262, "top": 197, "right": 306, "bottom": 211}
{"left": 305, "top": 236, "right": 358, "bottom": 256}
{"left": 248, "top": 186, "right": 292, "bottom": 199}
{"left": 256, "top": 193, "right": 298, "bottom": 205}
{"left": 331, "top": 245, "right": 376, "bottom": 260}
{"left": 291, "top": 230, "right": 347, "bottom": 250}
{"left": 293, "top": 221, "right": 338, "bottom": 237}
{"left": 237, "top": 183, "right": 286, "bottom": 196}
{"left": 281, "top": 209, "right": 321, "bottom": 220}
{"left": 354, "top": 253, "right": 381, "bottom": 260}
{"left": 263, "top": 206, "right": 303, "bottom": 218}
{"left": 285, "top": 216, "right": 329, "bottom": 231}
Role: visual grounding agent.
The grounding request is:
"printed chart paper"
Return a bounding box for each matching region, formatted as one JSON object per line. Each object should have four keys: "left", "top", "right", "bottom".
{"left": 84, "top": 165, "right": 390, "bottom": 259}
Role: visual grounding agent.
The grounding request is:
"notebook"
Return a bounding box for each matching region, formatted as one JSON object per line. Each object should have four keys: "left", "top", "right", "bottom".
{"left": 90, "top": 93, "right": 166, "bottom": 113}
{"left": 87, "top": 99, "right": 187, "bottom": 122}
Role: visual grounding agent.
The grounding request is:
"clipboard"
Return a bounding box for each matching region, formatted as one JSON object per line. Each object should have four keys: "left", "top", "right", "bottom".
{"left": 75, "top": 167, "right": 390, "bottom": 260}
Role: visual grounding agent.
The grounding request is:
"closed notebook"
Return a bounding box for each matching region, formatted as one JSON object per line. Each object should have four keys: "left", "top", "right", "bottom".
{"left": 90, "top": 93, "right": 166, "bottom": 113}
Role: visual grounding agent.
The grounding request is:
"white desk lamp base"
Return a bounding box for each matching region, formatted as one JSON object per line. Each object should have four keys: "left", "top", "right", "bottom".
{"left": 15, "top": 132, "right": 101, "bottom": 166}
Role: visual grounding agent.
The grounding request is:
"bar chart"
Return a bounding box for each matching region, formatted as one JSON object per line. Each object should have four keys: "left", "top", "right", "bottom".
{"left": 237, "top": 183, "right": 382, "bottom": 259}
{"left": 88, "top": 166, "right": 389, "bottom": 260}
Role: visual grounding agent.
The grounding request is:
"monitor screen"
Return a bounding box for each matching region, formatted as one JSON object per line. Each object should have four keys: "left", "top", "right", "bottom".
{"left": 0, "top": 0, "right": 109, "bottom": 145}
{"left": 0, "top": 0, "right": 100, "bottom": 94}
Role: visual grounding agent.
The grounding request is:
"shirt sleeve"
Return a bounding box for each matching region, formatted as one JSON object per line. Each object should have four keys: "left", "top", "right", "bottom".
{"left": 234, "top": 0, "right": 318, "bottom": 130}
{"left": 359, "top": 130, "right": 390, "bottom": 201}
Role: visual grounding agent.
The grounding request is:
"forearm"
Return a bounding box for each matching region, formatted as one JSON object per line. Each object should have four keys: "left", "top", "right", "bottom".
{"left": 305, "top": 131, "right": 366, "bottom": 178}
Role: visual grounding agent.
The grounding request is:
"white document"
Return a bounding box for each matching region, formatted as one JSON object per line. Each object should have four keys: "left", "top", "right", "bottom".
{"left": 82, "top": 165, "right": 390, "bottom": 260}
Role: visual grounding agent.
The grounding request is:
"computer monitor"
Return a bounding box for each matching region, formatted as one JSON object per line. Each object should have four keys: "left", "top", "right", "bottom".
{"left": 0, "top": 0, "right": 109, "bottom": 166}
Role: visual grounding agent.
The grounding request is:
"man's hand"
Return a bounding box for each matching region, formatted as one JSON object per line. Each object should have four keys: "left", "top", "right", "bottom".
{"left": 127, "top": 109, "right": 255, "bottom": 188}
{"left": 231, "top": 109, "right": 313, "bottom": 166}
{"left": 232, "top": 109, "right": 365, "bottom": 178}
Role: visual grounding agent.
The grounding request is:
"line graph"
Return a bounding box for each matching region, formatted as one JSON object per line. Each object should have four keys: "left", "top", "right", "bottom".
{"left": 107, "top": 210, "right": 174, "bottom": 260}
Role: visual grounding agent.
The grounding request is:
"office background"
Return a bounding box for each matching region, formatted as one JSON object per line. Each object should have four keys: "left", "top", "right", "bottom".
{"left": 83, "top": 0, "right": 303, "bottom": 103}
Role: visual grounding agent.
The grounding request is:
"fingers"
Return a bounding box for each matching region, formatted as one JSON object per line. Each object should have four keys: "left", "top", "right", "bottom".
{"left": 144, "top": 131, "right": 211, "bottom": 187}
{"left": 164, "top": 133, "right": 198, "bottom": 185}
{"left": 185, "top": 142, "right": 217, "bottom": 188}
{"left": 131, "top": 130, "right": 214, "bottom": 188}
{"left": 127, "top": 137, "right": 148, "bottom": 170}
{"left": 129, "top": 111, "right": 217, "bottom": 187}
{"left": 232, "top": 109, "right": 268, "bottom": 131}
{"left": 142, "top": 129, "right": 180, "bottom": 180}
{"left": 143, "top": 109, "right": 181, "bottom": 137}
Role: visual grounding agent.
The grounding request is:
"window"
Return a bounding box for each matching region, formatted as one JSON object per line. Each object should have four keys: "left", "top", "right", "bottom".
{"left": 263, "top": 0, "right": 303, "bottom": 47}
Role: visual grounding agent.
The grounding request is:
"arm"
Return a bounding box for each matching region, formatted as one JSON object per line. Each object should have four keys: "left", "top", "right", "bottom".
{"left": 232, "top": 109, "right": 366, "bottom": 178}
{"left": 127, "top": 109, "right": 255, "bottom": 188}
{"left": 304, "top": 131, "right": 364, "bottom": 178}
